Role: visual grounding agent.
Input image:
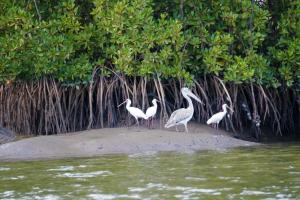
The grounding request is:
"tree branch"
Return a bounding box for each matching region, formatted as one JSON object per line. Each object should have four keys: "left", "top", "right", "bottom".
{"left": 33, "top": 0, "right": 42, "bottom": 21}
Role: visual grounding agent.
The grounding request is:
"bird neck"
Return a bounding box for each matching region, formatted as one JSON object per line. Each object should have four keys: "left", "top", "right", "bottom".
{"left": 126, "top": 101, "right": 131, "bottom": 109}
{"left": 183, "top": 93, "right": 193, "bottom": 110}
{"left": 223, "top": 106, "right": 227, "bottom": 113}
{"left": 153, "top": 101, "right": 157, "bottom": 108}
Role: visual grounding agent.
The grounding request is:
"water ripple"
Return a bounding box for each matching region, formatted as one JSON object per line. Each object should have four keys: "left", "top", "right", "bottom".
{"left": 2, "top": 175, "right": 25, "bottom": 180}
{"left": 240, "top": 190, "right": 273, "bottom": 195}
{"left": 185, "top": 176, "right": 207, "bottom": 181}
{"left": 47, "top": 166, "right": 74, "bottom": 171}
{"left": 57, "top": 171, "right": 112, "bottom": 178}
{"left": 0, "top": 167, "right": 10, "bottom": 171}
{"left": 1, "top": 190, "right": 14, "bottom": 198}
{"left": 88, "top": 193, "right": 141, "bottom": 200}
{"left": 145, "top": 183, "right": 221, "bottom": 195}
{"left": 128, "top": 187, "right": 147, "bottom": 192}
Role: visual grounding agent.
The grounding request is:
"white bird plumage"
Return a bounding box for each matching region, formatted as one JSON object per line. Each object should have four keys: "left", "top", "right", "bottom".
{"left": 118, "top": 99, "right": 147, "bottom": 127}
{"left": 207, "top": 104, "right": 233, "bottom": 129}
{"left": 164, "top": 87, "right": 203, "bottom": 133}
{"left": 145, "top": 99, "right": 158, "bottom": 128}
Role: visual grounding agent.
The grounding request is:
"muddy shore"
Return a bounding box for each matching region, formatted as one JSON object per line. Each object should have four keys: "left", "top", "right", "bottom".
{"left": 0, "top": 123, "right": 259, "bottom": 161}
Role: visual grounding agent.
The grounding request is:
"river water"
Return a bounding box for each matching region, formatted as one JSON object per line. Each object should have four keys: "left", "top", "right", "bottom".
{"left": 0, "top": 144, "right": 300, "bottom": 199}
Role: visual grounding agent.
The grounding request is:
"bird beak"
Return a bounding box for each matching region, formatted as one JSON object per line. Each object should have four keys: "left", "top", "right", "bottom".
{"left": 118, "top": 100, "right": 127, "bottom": 107}
{"left": 188, "top": 91, "right": 204, "bottom": 105}
{"left": 227, "top": 105, "right": 234, "bottom": 113}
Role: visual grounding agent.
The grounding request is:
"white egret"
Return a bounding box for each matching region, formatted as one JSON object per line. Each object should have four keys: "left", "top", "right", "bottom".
{"left": 145, "top": 99, "right": 159, "bottom": 128}
{"left": 118, "top": 99, "right": 147, "bottom": 127}
{"left": 207, "top": 104, "right": 233, "bottom": 130}
{"left": 165, "top": 87, "right": 203, "bottom": 133}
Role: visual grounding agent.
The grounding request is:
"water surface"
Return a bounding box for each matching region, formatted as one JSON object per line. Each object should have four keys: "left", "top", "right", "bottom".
{"left": 0, "top": 144, "right": 300, "bottom": 199}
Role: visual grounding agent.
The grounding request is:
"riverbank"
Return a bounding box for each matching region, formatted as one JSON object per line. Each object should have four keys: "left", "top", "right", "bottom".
{"left": 0, "top": 123, "right": 259, "bottom": 161}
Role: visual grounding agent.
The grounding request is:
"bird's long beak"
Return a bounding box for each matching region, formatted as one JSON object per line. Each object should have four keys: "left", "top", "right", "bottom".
{"left": 227, "top": 105, "right": 234, "bottom": 113}
{"left": 188, "top": 91, "right": 204, "bottom": 105}
{"left": 118, "top": 100, "right": 127, "bottom": 107}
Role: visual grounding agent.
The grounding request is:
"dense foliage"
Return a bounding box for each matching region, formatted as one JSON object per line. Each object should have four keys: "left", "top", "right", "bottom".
{"left": 0, "top": 0, "right": 299, "bottom": 138}
{"left": 0, "top": 0, "right": 299, "bottom": 88}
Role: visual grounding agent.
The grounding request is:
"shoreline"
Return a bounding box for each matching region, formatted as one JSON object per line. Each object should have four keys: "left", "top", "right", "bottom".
{"left": 0, "top": 123, "right": 259, "bottom": 162}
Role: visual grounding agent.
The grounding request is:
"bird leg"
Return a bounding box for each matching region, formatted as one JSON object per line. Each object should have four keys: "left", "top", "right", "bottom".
{"left": 175, "top": 126, "right": 179, "bottom": 132}
{"left": 184, "top": 124, "right": 189, "bottom": 133}
{"left": 150, "top": 117, "right": 152, "bottom": 129}
{"left": 136, "top": 118, "right": 139, "bottom": 127}
{"left": 128, "top": 117, "right": 133, "bottom": 127}
{"left": 151, "top": 117, "right": 154, "bottom": 129}
{"left": 149, "top": 118, "right": 151, "bottom": 129}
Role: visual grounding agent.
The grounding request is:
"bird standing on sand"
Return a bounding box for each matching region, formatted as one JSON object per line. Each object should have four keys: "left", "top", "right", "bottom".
{"left": 165, "top": 87, "right": 203, "bottom": 133}
{"left": 118, "top": 99, "right": 147, "bottom": 127}
{"left": 207, "top": 104, "right": 233, "bottom": 130}
{"left": 145, "top": 99, "right": 159, "bottom": 129}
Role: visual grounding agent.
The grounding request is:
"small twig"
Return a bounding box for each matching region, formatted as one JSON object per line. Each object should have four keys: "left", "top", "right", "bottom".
{"left": 32, "top": 0, "right": 42, "bottom": 21}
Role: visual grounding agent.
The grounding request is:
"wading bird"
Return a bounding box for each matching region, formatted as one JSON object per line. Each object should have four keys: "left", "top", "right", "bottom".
{"left": 207, "top": 104, "right": 233, "bottom": 130}
{"left": 165, "top": 87, "right": 203, "bottom": 133}
{"left": 118, "top": 99, "right": 147, "bottom": 127}
{"left": 145, "top": 99, "right": 159, "bottom": 129}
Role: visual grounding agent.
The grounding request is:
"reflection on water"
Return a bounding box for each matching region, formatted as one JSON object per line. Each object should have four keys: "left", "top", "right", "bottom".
{"left": 0, "top": 144, "right": 300, "bottom": 199}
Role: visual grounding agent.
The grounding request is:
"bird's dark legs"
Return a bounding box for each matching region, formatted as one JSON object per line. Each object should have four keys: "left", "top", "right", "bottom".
{"left": 146, "top": 118, "right": 152, "bottom": 129}
{"left": 213, "top": 124, "right": 217, "bottom": 129}
{"left": 217, "top": 123, "right": 221, "bottom": 136}
{"left": 212, "top": 123, "right": 218, "bottom": 136}
{"left": 151, "top": 117, "right": 154, "bottom": 129}
{"left": 151, "top": 118, "right": 152, "bottom": 129}
{"left": 126, "top": 117, "right": 134, "bottom": 128}
{"left": 135, "top": 118, "right": 139, "bottom": 127}
{"left": 148, "top": 118, "right": 151, "bottom": 129}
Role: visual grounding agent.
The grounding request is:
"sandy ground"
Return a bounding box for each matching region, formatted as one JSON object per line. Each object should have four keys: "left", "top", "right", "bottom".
{"left": 0, "top": 123, "right": 259, "bottom": 161}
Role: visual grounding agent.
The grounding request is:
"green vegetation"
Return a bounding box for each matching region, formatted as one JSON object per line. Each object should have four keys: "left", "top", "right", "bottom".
{"left": 0, "top": 0, "right": 299, "bottom": 138}
{"left": 0, "top": 0, "right": 299, "bottom": 87}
